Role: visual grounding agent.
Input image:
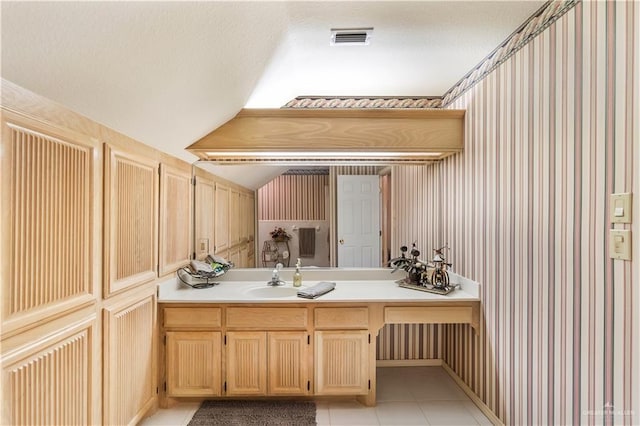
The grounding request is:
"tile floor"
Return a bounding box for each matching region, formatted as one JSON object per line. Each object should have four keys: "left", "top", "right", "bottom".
{"left": 139, "top": 366, "right": 493, "bottom": 426}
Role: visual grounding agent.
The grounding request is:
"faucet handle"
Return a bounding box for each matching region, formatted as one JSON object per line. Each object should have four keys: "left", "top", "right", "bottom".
{"left": 275, "top": 262, "right": 284, "bottom": 271}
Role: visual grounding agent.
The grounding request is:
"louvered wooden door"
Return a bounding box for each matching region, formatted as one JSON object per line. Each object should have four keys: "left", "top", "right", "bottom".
{"left": 104, "top": 145, "right": 159, "bottom": 297}
{"left": 0, "top": 110, "right": 101, "bottom": 334}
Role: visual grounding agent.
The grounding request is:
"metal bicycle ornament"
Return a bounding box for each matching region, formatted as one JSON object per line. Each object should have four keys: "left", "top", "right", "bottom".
{"left": 388, "top": 243, "right": 457, "bottom": 295}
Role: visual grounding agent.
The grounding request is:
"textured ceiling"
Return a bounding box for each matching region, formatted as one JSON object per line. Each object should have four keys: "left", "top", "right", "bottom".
{"left": 1, "top": 1, "right": 545, "bottom": 189}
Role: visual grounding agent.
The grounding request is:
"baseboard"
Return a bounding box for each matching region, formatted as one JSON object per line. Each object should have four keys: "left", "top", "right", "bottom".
{"left": 376, "top": 359, "right": 443, "bottom": 367}
{"left": 441, "top": 363, "right": 504, "bottom": 426}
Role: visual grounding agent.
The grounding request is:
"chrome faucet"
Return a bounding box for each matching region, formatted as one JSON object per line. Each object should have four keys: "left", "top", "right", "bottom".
{"left": 267, "top": 263, "right": 285, "bottom": 286}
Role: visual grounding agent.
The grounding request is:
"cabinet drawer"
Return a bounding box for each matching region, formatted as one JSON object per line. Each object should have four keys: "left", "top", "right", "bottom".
{"left": 314, "top": 307, "right": 368, "bottom": 329}
{"left": 226, "top": 307, "right": 308, "bottom": 329}
{"left": 384, "top": 306, "right": 473, "bottom": 325}
{"left": 164, "top": 307, "right": 222, "bottom": 328}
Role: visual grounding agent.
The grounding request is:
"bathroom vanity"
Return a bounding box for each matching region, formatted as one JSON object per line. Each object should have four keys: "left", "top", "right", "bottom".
{"left": 157, "top": 268, "right": 480, "bottom": 407}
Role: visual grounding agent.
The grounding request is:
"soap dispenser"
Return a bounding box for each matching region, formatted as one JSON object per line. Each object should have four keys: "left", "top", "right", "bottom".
{"left": 293, "top": 258, "right": 302, "bottom": 287}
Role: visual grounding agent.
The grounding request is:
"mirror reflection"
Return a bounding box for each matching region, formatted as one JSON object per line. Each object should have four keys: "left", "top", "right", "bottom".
{"left": 193, "top": 163, "right": 393, "bottom": 269}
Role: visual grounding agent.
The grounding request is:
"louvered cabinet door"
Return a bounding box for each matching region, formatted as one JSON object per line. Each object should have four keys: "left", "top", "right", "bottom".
{"left": 315, "top": 330, "right": 369, "bottom": 395}
{"left": 0, "top": 111, "right": 101, "bottom": 334}
{"left": 248, "top": 194, "right": 255, "bottom": 242}
{"left": 103, "top": 292, "right": 156, "bottom": 425}
{"left": 214, "top": 183, "right": 229, "bottom": 253}
{"left": 268, "top": 332, "right": 309, "bottom": 395}
{"left": 194, "top": 176, "right": 215, "bottom": 259}
{"left": 159, "top": 164, "right": 192, "bottom": 276}
{"left": 104, "top": 145, "right": 159, "bottom": 297}
{"left": 1, "top": 319, "right": 97, "bottom": 425}
{"left": 225, "top": 331, "right": 267, "bottom": 396}
{"left": 229, "top": 189, "right": 241, "bottom": 247}
{"left": 166, "top": 331, "right": 222, "bottom": 397}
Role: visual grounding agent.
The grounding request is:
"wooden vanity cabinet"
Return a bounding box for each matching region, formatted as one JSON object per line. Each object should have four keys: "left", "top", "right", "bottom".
{"left": 313, "top": 308, "right": 371, "bottom": 395}
{"left": 163, "top": 307, "right": 223, "bottom": 397}
{"left": 162, "top": 305, "right": 311, "bottom": 399}
{"left": 166, "top": 331, "right": 222, "bottom": 397}
{"left": 224, "top": 307, "right": 310, "bottom": 396}
{"left": 225, "top": 330, "right": 309, "bottom": 396}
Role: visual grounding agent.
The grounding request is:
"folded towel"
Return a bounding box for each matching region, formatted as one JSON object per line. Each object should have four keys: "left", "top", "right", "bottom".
{"left": 297, "top": 281, "right": 336, "bottom": 299}
{"left": 299, "top": 227, "right": 316, "bottom": 257}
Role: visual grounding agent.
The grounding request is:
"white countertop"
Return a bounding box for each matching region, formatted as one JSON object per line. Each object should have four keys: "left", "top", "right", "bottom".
{"left": 158, "top": 268, "right": 480, "bottom": 304}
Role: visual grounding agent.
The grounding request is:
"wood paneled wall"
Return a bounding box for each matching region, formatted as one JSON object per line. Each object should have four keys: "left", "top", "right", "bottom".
{"left": 258, "top": 174, "right": 328, "bottom": 221}
{"left": 394, "top": 2, "right": 639, "bottom": 424}
{"left": 1, "top": 80, "right": 193, "bottom": 425}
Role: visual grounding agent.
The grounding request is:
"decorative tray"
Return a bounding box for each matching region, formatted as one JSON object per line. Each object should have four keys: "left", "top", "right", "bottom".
{"left": 395, "top": 278, "right": 456, "bottom": 295}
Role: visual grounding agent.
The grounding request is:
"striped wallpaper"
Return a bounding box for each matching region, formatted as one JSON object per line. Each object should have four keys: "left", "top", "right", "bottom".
{"left": 257, "top": 174, "right": 328, "bottom": 221}
{"left": 391, "top": 2, "right": 638, "bottom": 424}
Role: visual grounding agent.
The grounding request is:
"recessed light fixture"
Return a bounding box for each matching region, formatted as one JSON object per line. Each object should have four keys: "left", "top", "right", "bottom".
{"left": 330, "top": 28, "right": 373, "bottom": 46}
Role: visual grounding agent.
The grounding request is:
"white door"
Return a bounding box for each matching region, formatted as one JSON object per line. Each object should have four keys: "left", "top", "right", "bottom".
{"left": 337, "top": 175, "right": 381, "bottom": 267}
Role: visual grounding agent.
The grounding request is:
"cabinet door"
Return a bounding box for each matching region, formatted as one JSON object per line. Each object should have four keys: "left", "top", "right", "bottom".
{"left": 315, "top": 331, "right": 369, "bottom": 395}
{"left": 229, "top": 189, "right": 241, "bottom": 246}
{"left": 166, "top": 331, "right": 222, "bottom": 397}
{"left": 268, "top": 332, "right": 309, "bottom": 395}
{"left": 214, "top": 183, "right": 229, "bottom": 253}
{"left": 225, "top": 331, "right": 267, "bottom": 396}
{"left": 195, "top": 175, "right": 215, "bottom": 259}
{"left": 239, "top": 245, "right": 249, "bottom": 268}
{"left": 103, "top": 293, "right": 156, "bottom": 425}
{"left": 1, "top": 111, "right": 101, "bottom": 334}
{"left": 104, "top": 146, "right": 159, "bottom": 297}
{"left": 228, "top": 247, "right": 240, "bottom": 268}
{"left": 159, "top": 164, "right": 192, "bottom": 275}
{"left": 248, "top": 194, "right": 256, "bottom": 242}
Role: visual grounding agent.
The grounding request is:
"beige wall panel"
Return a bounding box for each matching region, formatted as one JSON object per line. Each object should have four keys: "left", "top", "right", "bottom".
{"left": 104, "top": 146, "right": 159, "bottom": 297}
{"left": 159, "top": 164, "right": 192, "bottom": 276}
{"left": 1, "top": 321, "right": 95, "bottom": 425}
{"left": 1, "top": 111, "right": 100, "bottom": 334}
{"left": 103, "top": 292, "right": 156, "bottom": 426}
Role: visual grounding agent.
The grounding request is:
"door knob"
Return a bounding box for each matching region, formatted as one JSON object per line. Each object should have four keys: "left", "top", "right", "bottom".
{"left": 339, "top": 239, "right": 344, "bottom": 245}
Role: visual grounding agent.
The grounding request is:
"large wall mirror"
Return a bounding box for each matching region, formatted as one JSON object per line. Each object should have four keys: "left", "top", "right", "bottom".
{"left": 193, "top": 163, "right": 394, "bottom": 269}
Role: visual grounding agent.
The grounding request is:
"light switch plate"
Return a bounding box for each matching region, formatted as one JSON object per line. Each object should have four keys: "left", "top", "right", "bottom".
{"left": 199, "top": 238, "right": 209, "bottom": 253}
{"left": 610, "top": 193, "right": 632, "bottom": 223}
{"left": 610, "top": 229, "right": 631, "bottom": 260}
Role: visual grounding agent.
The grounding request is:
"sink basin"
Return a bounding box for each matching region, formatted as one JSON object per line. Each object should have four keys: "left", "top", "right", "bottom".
{"left": 244, "top": 286, "right": 299, "bottom": 298}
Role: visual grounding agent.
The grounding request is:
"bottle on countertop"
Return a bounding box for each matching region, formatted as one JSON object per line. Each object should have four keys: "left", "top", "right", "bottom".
{"left": 293, "top": 258, "right": 302, "bottom": 287}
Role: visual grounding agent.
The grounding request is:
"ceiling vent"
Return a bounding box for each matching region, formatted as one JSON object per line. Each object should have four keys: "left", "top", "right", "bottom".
{"left": 330, "top": 28, "right": 373, "bottom": 46}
